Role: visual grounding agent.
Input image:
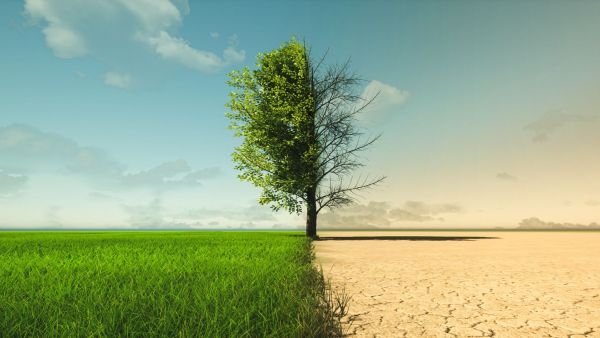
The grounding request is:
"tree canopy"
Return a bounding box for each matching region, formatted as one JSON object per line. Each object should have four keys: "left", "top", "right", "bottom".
{"left": 226, "top": 38, "right": 383, "bottom": 237}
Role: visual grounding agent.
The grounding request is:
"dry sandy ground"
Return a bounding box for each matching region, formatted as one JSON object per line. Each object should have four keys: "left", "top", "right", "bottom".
{"left": 315, "top": 231, "right": 600, "bottom": 338}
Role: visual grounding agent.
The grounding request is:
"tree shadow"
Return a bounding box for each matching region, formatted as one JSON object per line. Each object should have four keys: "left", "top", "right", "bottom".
{"left": 316, "top": 235, "right": 499, "bottom": 241}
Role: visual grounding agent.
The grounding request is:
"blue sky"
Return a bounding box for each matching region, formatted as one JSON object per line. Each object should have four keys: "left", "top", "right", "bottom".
{"left": 1, "top": 0, "right": 600, "bottom": 229}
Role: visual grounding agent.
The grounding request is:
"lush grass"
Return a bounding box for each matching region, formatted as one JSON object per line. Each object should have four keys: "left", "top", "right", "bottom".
{"left": 0, "top": 231, "right": 338, "bottom": 337}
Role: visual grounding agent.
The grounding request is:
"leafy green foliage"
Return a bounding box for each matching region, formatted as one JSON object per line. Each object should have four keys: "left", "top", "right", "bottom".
{"left": 0, "top": 231, "right": 341, "bottom": 337}
{"left": 226, "top": 39, "right": 317, "bottom": 214}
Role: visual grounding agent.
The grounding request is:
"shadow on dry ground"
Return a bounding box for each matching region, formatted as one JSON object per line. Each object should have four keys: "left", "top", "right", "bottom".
{"left": 316, "top": 236, "right": 499, "bottom": 241}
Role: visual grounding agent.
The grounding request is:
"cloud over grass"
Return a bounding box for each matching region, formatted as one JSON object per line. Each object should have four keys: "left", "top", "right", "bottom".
{"left": 0, "top": 123, "right": 123, "bottom": 176}
{"left": 0, "top": 170, "right": 28, "bottom": 198}
{"left": 121, "top": 160, "right": 220, "bottom": 191}
{"left": 175, "top": 204, "right": 277, "bottom": 227}
{"left": 0, "top": 124, "right": 219, "bottom": 192}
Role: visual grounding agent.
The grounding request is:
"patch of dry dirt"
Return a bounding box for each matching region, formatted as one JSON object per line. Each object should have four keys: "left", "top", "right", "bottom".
{"left": 315, "top": 231, "right": 600, "bottom": 337}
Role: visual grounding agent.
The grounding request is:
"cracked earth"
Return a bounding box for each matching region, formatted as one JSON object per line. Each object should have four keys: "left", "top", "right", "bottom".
{"left": 315, "top": 231, "right": 600, "bottom": 337}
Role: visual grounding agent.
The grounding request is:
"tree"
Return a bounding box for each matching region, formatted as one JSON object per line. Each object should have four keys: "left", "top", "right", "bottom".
{"left": 226, "top": 38, "right": 384, "bottom": 238}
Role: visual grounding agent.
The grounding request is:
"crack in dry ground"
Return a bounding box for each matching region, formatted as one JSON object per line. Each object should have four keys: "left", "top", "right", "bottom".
{"left": 315, "top": 231, "right": 600, "bottom": 338}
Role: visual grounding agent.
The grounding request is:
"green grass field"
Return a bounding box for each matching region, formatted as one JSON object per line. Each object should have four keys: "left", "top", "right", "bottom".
{"left": 0, "top": 231, "right": 339, "bottom": 337}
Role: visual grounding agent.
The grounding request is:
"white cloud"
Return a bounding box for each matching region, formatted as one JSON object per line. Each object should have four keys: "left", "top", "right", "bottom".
{"left": 24, "top": 0, "right": 88, "bottom": 58}
{"left": 121, "top": 159, "right": 221, "bottom": 190}
{"left": 143, "top": 31, "right": 224, "bottom": 72}
{"left": 141, "top": 31, "right": 246, "bottom": 72}
{"left": 170, "top": 204, "right": 278, "bottom": 228}
{"left": 45, "top": 205, "right": 63, "bottom": 227}
{"left": 0, "top": 123, "right": 122, "bottom": 176}
{"left": 183, "top": 204, "right": 276, "bottom": 222}
{"left": 118, "top": 202, "right": 280, "bottom": 229}
{"left": 42, "top": 25, "right": 87, "bottom": 58}
{"left": 123, "top": 198, "right": 164, "bottom": 228}
{"left": 223, "top": 34, "right": 245, "bottom": 64}
{"left": 0, "top": 170, "right": 28, "bottom": 198}
{"left": 223, "top": 46, "right": 246, "bottom": 64}
{"left": 361, "top": 80, "right": 410, "bottom": 117}
{"left": 0, "top": 124, "right": 219, "bottom": 191}
{"left": 104, "top": 71, "right": 132, "bottom": 88}
{"left": 24, "top": 0, "right": 245, "bottom": 75}
{"left": 118, "top": 0, "right": 182, "bottom": 33}
{"left": 210, "top": 32, "right": 219, "bottom": 39}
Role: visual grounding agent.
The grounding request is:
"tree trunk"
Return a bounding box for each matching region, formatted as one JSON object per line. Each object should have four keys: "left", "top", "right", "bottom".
{"left": 305, "top": 187, "right": 317, "bottom": 238}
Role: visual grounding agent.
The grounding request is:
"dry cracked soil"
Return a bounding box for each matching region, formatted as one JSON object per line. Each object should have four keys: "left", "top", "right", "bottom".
{"left": 315, "top": 231, "right": 600, "bottom": 338}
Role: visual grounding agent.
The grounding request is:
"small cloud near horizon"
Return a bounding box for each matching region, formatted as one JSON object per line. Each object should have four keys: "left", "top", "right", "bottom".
{"left": 122, "top": 198, "right": 164, "bottom": 228}
{"left": 585, "top": 200, "right": 600, "bottom": 207}
{"left": 174, "top": 204, "right": 278, "bottom": 228}
{"left": 496, "top": 172, "right": 517, "bottom": 181}
{"left": 518, "top": 217, "right": 600, "bottom": 230}
{"left": 320, "top": 200, "right": 462, "bottom": 228}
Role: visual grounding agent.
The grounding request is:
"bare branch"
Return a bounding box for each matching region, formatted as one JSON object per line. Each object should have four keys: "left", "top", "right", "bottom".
{"left": 316, "top": 175, "right": 386, "bottom": 214}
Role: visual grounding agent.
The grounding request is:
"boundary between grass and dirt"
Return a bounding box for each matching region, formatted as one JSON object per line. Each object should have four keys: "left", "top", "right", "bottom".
{"left": 305, "top": 237, "right": 352, "bottom": 338}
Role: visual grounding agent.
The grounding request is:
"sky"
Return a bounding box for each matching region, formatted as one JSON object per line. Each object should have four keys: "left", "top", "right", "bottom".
{"left": 1, "top": 0, "right": 599, "bottom": 229}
